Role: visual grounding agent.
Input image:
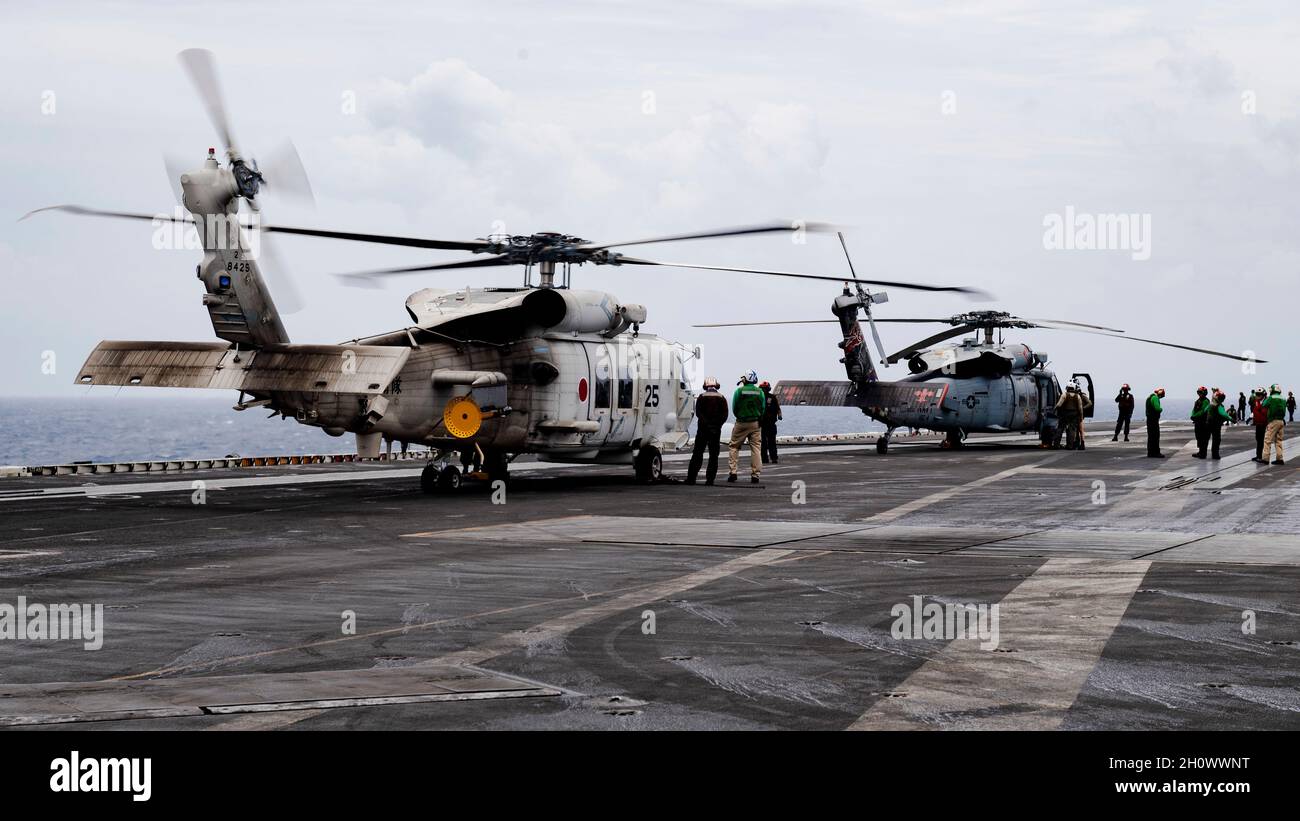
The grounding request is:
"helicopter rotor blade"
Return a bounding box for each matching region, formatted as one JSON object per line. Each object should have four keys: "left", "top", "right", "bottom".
{"left": 20, "top": 204, "right": 193, "bottom": 226}
{"left": 1024, "top": 317, "right": 1125, "bottom": 333}
{"left": 582, "top": 221, "right": 835, "bottom": 251}
{"left": 258, "top": 140, "right": 316, "bottom": 205}
{"left": 614, "top": 257, "right": 990, "bottom": 297}
{"left": 332, "top": 254, "right": 513, "bottom": 285}
{"left": 1043, "top": 327, "right": 1266, "bottom": 363}
{"left": 254, "top": 231, "right": 305, "bottom": 314}
{"left": 887, "top": 324, "right": 982, "bottom": 364}
{"left": 162, "top": 153, "right": 192, "bottom": 204}
{"left": 694, "top": 319, "right": 835, "bottom": 328}
{"left": 23, "top": 204, "right": 493, "bottom": 253}
{"left": 178, "top": 48, "right": 238, "bottom": 156}
{"left": 261, "top": 224, "right": 489, "bottom": 252}
{"left": 692, "top": 317, "right": 952, "bottom": 328}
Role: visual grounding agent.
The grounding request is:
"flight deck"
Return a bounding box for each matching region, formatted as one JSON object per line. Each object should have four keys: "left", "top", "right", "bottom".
{"left": 1, "top": 423, "right": 1297, "bottom": 731}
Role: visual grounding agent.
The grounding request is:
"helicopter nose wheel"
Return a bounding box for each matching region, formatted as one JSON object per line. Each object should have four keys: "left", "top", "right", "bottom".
{"left": 941, "top": 429, "right": 966, "bottom": 449}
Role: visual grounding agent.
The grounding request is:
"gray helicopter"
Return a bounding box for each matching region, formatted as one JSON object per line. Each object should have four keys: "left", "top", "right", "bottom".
{"left": 697, "top": 235, "right": 1266, "bottom": 453}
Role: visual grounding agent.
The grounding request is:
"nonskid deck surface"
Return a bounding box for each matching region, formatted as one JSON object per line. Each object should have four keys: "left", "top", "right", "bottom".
{"left": 1, "top": 425, "right": 1297, "bottom": 730}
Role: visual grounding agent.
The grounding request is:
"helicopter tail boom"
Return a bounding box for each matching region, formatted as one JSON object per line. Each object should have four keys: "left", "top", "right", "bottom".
{"left": 775, "top": 379, "right": 950, "bottom": 419}
{"left": 73, "top": 340, "right": 409, "bottom": 395}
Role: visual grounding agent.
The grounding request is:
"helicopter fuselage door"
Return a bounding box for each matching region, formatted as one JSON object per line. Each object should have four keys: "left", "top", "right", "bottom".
{"left": 1036, "top": 371, "right": 1062, "bottom": 431}
{"left": 1011, "top": 374, "right": 1038, "bottom": 430}
{"left": 551, "top": 340, "right": 587, "bottom": 435}
{"left": 953, "top": 380, "right": 990, "bottom": 428}
{"left": 606, "top": 342, "right": 637, "bottom": 448}
{"left": 585, "top": 340, "right": 634, "bottom": 449}
{"left": 990, "top": 376, "right": 1014, "bottom": 429}
{"left": 583, "top": 343, "right": 614, "bottom": 449}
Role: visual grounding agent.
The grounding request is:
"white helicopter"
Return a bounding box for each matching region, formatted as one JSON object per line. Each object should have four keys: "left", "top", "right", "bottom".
{"left": 31, "top": 51, "right": 971, "bottom": 492}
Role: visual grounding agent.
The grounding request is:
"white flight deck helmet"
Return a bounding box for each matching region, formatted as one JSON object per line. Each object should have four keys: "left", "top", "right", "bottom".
{"left": 741, "top": 370, "right": 758, "bottom": 385}
{"left": 703, "top": 376, "right": 720, "bottom": 391}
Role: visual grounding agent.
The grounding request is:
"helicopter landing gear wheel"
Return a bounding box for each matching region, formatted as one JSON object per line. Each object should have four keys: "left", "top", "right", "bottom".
{"left": 634, "top": 446, "right": 663, "bottom": 484}
{"left": 420, "top": 463, "right": 440, "bottom": 494}
{"left": 438, "top": 465, "right": 462, "bottom": 490}
{"left": 942, "top": 429, "right": 965, "bottom": 449}
{"left": 877, "top": 427, "right": 895, "bottom": 455}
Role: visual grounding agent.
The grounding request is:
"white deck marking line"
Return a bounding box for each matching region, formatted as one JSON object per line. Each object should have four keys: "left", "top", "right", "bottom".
{"left": 424, "top": 547, "right": 795, "bottom": 668}
{"left": 1134, "top": 447, "right": 1265, "bottom": 491}
{"left": 849, "top": 557, "right": 1150, "bottom": 730}
{"left": 209, "top": 546, "right": 795, "bottom": 730}
{"left": 858, "top": 464, "right": 1038, "bottom": 523}
{"left": 1026, "top": 468, "right": 1147, "bottom": 476}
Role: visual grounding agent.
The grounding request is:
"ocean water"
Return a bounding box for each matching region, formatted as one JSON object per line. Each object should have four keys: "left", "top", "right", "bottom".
{"left": 0, "top": 394, "right": 1202, "bottom": 466}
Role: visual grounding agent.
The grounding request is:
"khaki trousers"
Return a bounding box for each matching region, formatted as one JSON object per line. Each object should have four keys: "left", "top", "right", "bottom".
{"left": 728, "top": 420, "right": 762, "bottom": 476}
{"left": 1262, "top": 420, "right": 1286, "bottom": 462}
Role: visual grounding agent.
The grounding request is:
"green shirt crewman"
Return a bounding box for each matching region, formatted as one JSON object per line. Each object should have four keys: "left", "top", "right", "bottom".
{"left": 1145, "top": 388, "right": 1166, "bottom": 458}
{"left": 728, "top": 371, "right": 767, "bottom": 482}
{"left": 1261, "top": 385, "right": 1287, "bottom": 464}
{"left": 1190, "top": 387, "right": 1211, "bottom": 458}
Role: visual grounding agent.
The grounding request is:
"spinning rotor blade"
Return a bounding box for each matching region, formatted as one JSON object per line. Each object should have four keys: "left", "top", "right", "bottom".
{"left": 887, "top": 324, "right": 982, "bottom": 364}
{"left": 162, "top": 152, "right": 191, "bottom": 203}
{"left": 614, "top": 257, "right": 990, "bottom": 296}
{"left": 332, "top": 255, "right": 513, "bottom": 285}
{"left": 21, "top": 204, "right": 193, "bottom": 225}
{"left": 1047, "top": 327, "right": 1266, "bottom": 363}
{"left": 1024, "top": 317, "right": 1124, "bottom": 333}
{"left": 259, "top": 140, "right": 316, "bottom": 204}
{"left": 692, "top": 318, "right": 950, "bottom": 328}
{"left": 583, "top": 221, "right": 834, "bottom": 251}
{"left": 22, "top": 205, "right": 493, "bottom": 254}
{"left": 261, "top": 224, "right": 490, "bottom": 252}
{"left": 178, "top": 48, "right": 238, "bottom": 156}
{"left": 254, "top": 232, "right": 305, "bottom": 314}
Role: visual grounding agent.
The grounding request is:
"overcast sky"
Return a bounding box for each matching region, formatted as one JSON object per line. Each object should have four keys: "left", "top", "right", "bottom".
{"left": 3, "top": 0, "right": 1297, "bottom": 402}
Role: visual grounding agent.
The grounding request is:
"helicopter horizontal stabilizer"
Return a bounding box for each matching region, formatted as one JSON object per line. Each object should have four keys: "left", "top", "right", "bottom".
{"left": 775, "top": 379, "right": 950, "bottom": 415}
{"left": 75, "top": 341, "right": 410, "bottom": 394}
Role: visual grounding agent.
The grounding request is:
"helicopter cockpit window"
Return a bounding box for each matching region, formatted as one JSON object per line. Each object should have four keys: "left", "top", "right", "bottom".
{"left": 617, "top": 363, "right": 634, "bottom": 408}
{"left": 594, "top": 357, "right": 611, "bottom": 409}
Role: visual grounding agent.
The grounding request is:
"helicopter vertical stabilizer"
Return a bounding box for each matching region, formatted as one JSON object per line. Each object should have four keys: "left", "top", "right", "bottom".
{"left": 182, "top": 152, "right": 291, "bottom": 349}
{"left": 833, "top": 290, "right": 877, "bottom": 387}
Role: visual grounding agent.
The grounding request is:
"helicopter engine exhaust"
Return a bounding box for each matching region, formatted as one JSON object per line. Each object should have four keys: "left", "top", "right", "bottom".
{"left": 521, "top": 288, "right": 647, "bottom": 336}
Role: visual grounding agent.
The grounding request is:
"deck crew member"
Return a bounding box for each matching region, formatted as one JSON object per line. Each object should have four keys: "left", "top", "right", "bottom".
{"left": 759, "top": 381, "right": 782, "bottom": 464}
{"left": 1261, "top": 384, "right": 1287, "bottom": 465}
{"left": 1206, "top": 390, "right": 1230, "bottom": 459}
{"left": 1146, "top": 387, "right": 1166, "bottom": 458}
{"left": 1054, "top": 382, "right": 1086, "bottom": 449}
{"left": 1250, "top": 388, "right": 1269, "bottom": 462}
{"left": 686, "top": 377, "right": 728, "bottom": 485}
{"left": 727, "top": 370, "right": 766, "bottom": 484}
{"left": 1191, "top": 386, "right": 1211, "bottom": 459}
{"left": 1112, "top": 384, "right": 1134, "bottom": 442}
